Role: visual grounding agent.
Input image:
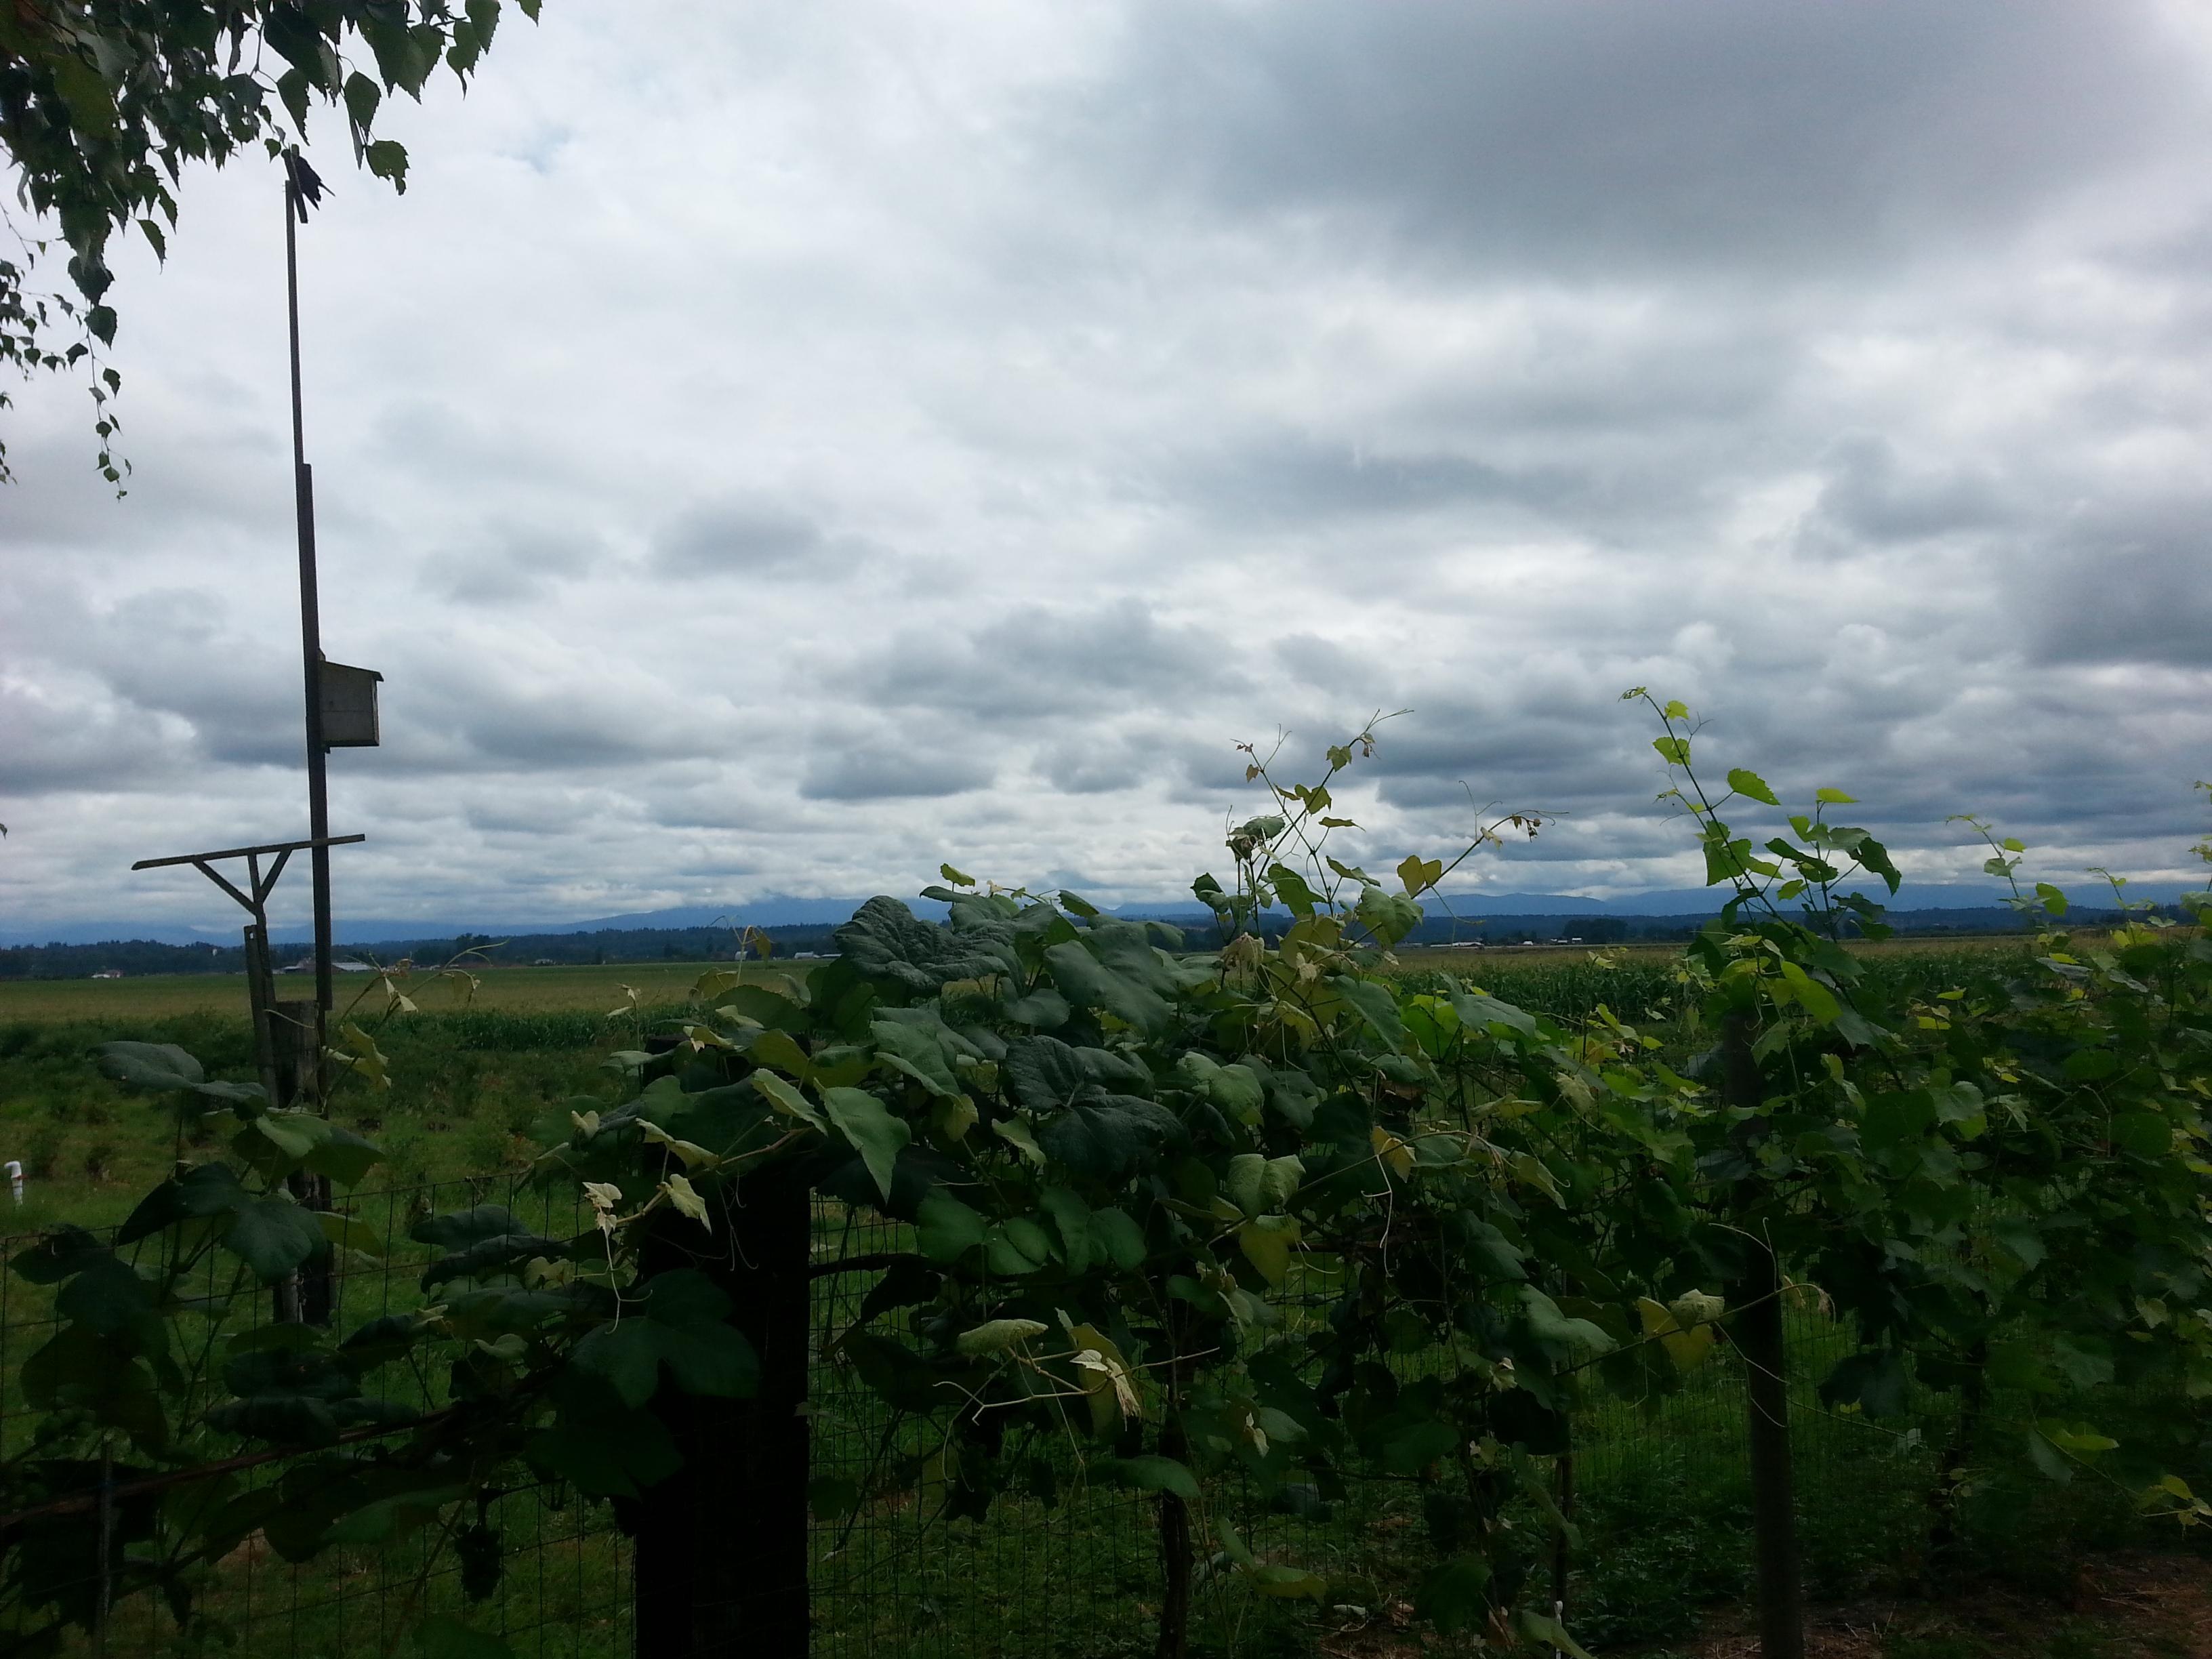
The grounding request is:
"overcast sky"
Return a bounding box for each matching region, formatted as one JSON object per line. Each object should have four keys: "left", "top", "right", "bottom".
{"left": 5, "top": 0, "right": 2212, "bottom": 936}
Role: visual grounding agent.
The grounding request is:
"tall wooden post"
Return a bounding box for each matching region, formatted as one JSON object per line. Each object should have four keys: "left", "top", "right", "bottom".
{"left": 247, "top": 919, "right": 333, "bottom": 1326}
{"left": 242, "top": 923, "right": 283, "bottom": 1109}
{"left": 271, "top": 1000, "right": 335, "bottom": 1325}
{"left": 283, "top": 152, "right": 335, "bottom": 1053}
{"left": 1721, "top": 1009, "right": 1804, "bottom": 1659}
{"left": 629, "top": 1171, "right": 812, "bottom": 1656}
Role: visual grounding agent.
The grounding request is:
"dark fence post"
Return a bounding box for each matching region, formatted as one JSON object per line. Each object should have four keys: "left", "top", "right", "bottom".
{"left": 270, "top": 998, "right": 335, "bottom": 1326}
{"left": 246, "top": 927, "right": 333, "bottom": 1327}
{"left": 630, "top": 1169, "right": 812, "bottom": 1658}
{"left": 1721, "top": 1009, "right": 1804, "bottom": 1659}
{"left": 1152, "top": 1454, "right": 1192, "bottom": 1659}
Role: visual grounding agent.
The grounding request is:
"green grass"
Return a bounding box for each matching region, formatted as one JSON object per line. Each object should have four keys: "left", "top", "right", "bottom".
{"left": 0, "top": 1006, "right": 657, "bottom": 1231}
{"left": 1, "top": 945, "right": 2199, "bottom": 1658}
{"left": 0, "top": 960, "right": 808, "bottom": 1023}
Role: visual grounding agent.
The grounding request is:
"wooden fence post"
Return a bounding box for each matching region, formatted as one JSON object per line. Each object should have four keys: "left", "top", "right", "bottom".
{"left": 1721, "top": 1009, "right": 1805, "bottom": 1659}
{"left": 1153, "top": 1427, "right": 1193, "bottom": 1659}
{"left": 629, "top": 1169, "right": 812, "bottom": 1658}
{"left": 270, "top": 997, "right": 335, "bottom": 1326}
{"left": 245, "top": 926, "right": 333, "bottom": 1326}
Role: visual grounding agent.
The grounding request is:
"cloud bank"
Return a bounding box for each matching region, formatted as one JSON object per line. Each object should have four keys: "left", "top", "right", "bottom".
{"left": 4, "top": 0, "right": 2210, "bottom": 936}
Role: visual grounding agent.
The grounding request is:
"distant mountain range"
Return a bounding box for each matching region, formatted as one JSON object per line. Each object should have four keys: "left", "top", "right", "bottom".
{"left": 6, "top": 880, "right": 2203, "bottom": 949}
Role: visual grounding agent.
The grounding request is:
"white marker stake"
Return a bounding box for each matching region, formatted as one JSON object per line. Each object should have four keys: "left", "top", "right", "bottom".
{"left": 5, "top": 1161, "right": 22, "bottom": 1204}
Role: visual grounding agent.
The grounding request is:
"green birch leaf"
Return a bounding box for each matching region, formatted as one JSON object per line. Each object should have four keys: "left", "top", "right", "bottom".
{"left": 343, "top": 70, "right": 381, "bottom": 133}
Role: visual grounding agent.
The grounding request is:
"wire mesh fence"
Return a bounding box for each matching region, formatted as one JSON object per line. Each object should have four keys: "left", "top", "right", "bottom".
{"left": 0, "top": 1176, "right": 631, "bottom": 1659}
{"left": 1, "top": 1187, "right": 2091, "bottom": 1659}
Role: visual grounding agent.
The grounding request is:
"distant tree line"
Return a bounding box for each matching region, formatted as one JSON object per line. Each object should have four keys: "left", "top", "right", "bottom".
{"left": 0, "top": 904, "right": 2169, "bottom": 981}
{"left": 0, "top": 923, "right": 843, "bottom": 981}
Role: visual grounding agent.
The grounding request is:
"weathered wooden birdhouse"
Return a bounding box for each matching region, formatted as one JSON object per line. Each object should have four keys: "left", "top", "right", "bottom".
{"left": 320, "top": 659, "right": 383, "bottom": 749}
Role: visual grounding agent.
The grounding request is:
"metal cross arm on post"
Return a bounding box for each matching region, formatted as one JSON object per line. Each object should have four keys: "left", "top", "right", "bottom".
{"left": 130, "top": 831, "right": 365, "bottom": 1086}
{"left": 131, "top": 833, "right": 367, "bottom": 914}
{"left": 132, "top": 832, "right": 364, "bottom": 1329}
{"left": 129, "top": 834, "right": 367, "bottom": 1097}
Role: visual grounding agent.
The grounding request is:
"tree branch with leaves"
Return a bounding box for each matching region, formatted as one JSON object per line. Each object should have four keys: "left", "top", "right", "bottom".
{"left": 1, "top": 0, "right": 541, "bottom": 486}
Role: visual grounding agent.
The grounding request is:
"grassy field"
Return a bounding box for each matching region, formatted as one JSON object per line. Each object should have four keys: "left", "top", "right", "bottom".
{"left": 0, "top": 941, "right": 2054, "bottom": 1235}
{"left": 0, "top": 930, "right": 2055, "bottom": 1022}
{"left": 0, "top": 959, "right": 795, "bottom": 1022}
{"left": 5, "top": 937, "right": 2198, "bottom": 1658}
{"left": 0, "top": 962, "right": 810, "bottom": 1231}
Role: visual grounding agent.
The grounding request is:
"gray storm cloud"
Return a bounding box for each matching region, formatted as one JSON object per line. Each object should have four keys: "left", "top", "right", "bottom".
{"left": 4, "top": 0, "right": 2211, "bottom": 935}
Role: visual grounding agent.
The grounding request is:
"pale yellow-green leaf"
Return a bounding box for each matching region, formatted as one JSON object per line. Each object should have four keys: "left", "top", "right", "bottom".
{"left": 956, "top": 1317, "right": 1048, "bottom": 1357}
{"left": 693, "top": 967, "right": 743, "bottom": 1004}
{"left": 933, "top": 1094, "right": 979, "bottom": 1141}
{"left": 1396, "top": 853, "right": 1444, "bottom": 896}
{"left": 640, "top": 1121, "right": 719, "bottom": 1168}
{"left": 1370, "top": 1126, "right": 1412, "bottom": 1179}
{"left": 1068, "top": 1329, "right": 1143, "bottom": 1431}
{"left": 1237, "top": 1215, "right": 1301, "bottom": 1286}
{"left": 1510, "top": 1151, "right": 1564, "bottom": 1204}
{"left": 661, "top": 1173, "right": 711, "bottom": 1231}
{"left": 1636, "top": 1295, "right": 1717, "bottom": 1372}
{"left": 994, "top": 1117, "right": 1046, "bottom": 1166}
{"left": 1778, "top": 960, "right": 1842, "bottom": 1024}
{"left": 316, "top": 1211, "right": 386, "bottom": 1259}
{"left": 749, "top": 1069, "right": 824, "bottom": 1130}
{"left": 329, "top": 1021, "right": 390, "bottom": 1089}
{"left": 1250, "top": 1564, "right": 1328, "bottom": 1600}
